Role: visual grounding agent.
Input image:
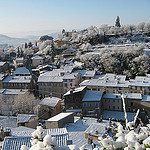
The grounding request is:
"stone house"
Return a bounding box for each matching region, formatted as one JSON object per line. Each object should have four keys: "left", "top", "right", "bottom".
{"left": 17, "top": 114, "right": 38, "bottom": 129}
{"left": 82, "top": 90, "right": 104, "bottom": 117}
{"left": 46, "top": 112, "right": 74, "bottom": 129}
{"left": 31, "top": 56, "right": 44, "bottom": 67}
{"left": 38, "top": 97, "right": 62, "bottom": 120}
{"left": 63, "top": 86, "right": 87, "bottom": 109}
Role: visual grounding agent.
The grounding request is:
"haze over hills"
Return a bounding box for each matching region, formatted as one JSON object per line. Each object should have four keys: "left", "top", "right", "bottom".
{"left": 0, "top": 30, "right": 60, "bottom": 46}
{"left": 0, "top": 34, "right": 29, "bottom": 46}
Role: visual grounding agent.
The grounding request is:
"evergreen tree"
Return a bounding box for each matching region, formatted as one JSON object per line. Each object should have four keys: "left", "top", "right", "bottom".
{"left": 24, "top": 42, "right": 28, "bottom": 48}
{"left": 28, "top": 42, "right": 32, "bottom": 48}
{"left": 115, "top": 16, "right": 121, "bottom": 27}
{"left": 62, "top": 29, "right": 65, "bottom": 34}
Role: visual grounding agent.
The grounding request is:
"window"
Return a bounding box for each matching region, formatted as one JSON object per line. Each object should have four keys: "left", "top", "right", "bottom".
{"left": 70, "top": 79, "right": 73, "bottom": 82}
{"left": 140, "top": 87, "right": 142, "bottom": 90}
{"left": 64, "top": 83, "right": 68, "bottom": 87}
{"left": 113, "top": 99, "right": 115, "bottom": 102}
{"left": 70, "top": 83, "right": 72, "bottom": 87}
{"left": 113, "top": 106, "right": 115, "bottom": 109}
{"left": 43, "top": 83, "right": 45, "bottom": 86}
{"left": 118, "top": 107, "right": 119, "bottom": 109}
{"left": 47, "top": 83, "right": 51, "bottom": 86}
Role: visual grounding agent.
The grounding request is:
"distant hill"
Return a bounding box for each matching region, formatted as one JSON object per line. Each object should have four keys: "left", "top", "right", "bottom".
{"left": 0, "top": 34, "right": 29, "bottom": 46}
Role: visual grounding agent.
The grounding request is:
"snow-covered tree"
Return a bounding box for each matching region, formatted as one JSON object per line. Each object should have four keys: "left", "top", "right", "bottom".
{"left": 137, "top": 22, "right": 146, "bottom": 32}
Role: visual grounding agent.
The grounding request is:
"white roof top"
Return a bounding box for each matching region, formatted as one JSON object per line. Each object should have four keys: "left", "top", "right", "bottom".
{"left": 0, "top": 62, "right": 6, "bottom": 66}
{"left": 122, "top": 93, "right": 142, "bottom": 99}
{"left": 17, "top": 114, "right": 37, "bottom": 123}
{"left": 47, "top": 112, "right": 73, "bottom": 122}
{"left": 84, "top": 122, "right": 108, "bottom": 136}
{"left": 0, "top": 74, "right": 5, "bottom": 80}
{"left": 73, "top": 70, "right": 95, "bottom": 77}
{"left": 102, "top": 110, "right": 135, "bottom": 121}
{"left": 82, "top": 90, "right": 103, "bottom": 102}
{"left": 63, "top": 73, "right": 78, "bottom": 79}
{"left": 38, "top": 75, "right": 63, "bottom": 83}
{"left": 15, "top": 57, "right": 24, "bottom": 61}
{"left": 11, "top": 126, "right": 35, "bottom": 137}
{"left": 2, "top": 89, "right": 28, "bottom": 95}
{"left": 13, "top": 67, "right": 30, "bottom": 75}
{"left": 40, "top": 97, "right": 60, "bottom": 107}
{"left": 3, "top": 75, "right": 32, "bottom": 83}
{"left": 64, "top": 86, "right": 86, "bottom": 96}
{"left": 31, "top": 55, "right": 43, "bottom": 60}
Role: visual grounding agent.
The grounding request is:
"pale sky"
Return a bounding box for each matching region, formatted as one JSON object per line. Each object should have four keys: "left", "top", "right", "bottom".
{"left": 0, "top": 0, "right": 149, "bottom": 36}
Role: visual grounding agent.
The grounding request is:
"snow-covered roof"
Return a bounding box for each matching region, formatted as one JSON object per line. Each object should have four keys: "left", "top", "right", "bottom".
{"left": 122, "top": 93, "right": 142, "bottom": 99}
{"left": 73, "top": 70, "right": 95, "bottom": 77}
{"left": 11, "top": 126, "right": 35, "bottom": 137}
{"left": 0, "top": 116, "right": 17, "bottom": 129}
{"left": 3, "top": 75, "right": 32, "bottom": 83}
{"left": 84, "top": 122, "right": 109, "bottom": 136}
{"left": 31, "top": 55, "right": 43, "bottom": 60}
{"left": 0, "top": 89, "right": 5, "bottom": 94}
{"left": 103, "top": 93, "right": 121, "bottom": 99}
{"left": 45, "top": 128, "right": 68, "bottom": 135}
{"left": 0, "top": 62, "right": 6, "bottom": 66}
{"left": 38, "top": 75, "right": 63, "bottom": 83}
{"left": 15, "top": 57, "right": 24, "bottom": 61}
{"left": 2, "top": 89, "right": 28, "bottom": 95}
{"left": 63, "top": 73, "right": 78, "bottom": 80}
{"left": 47, "top": 112, "right": 73, "bottom": 122}
{"left": 0, "top": 74, "right": 5, "bottom": 81}
{"left": 40, "top": 97, "right": 60, "bottom": 107}
{"left": 2, "top": 136, "right": 31, "bottom": 150}
{"left": 64, "top": 86, "right": 86, "bottom": 96}
{"left": 13, "top": 67, "right": 30, "bottom": 75}
{"left": 82, "top": 90, "right": 103, "bottom": 102}
{"left": 102, "top": 110, "right": 135, "bottom": 121}
{"left": 80, "top": 78, "right": 129, "bottom": 88}
{"left": 17, "top": 114, "right": 38, "bottom": 124}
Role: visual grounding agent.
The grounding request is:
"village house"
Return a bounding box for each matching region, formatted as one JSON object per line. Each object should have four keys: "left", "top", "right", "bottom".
{"left": 17, "top": 114, "right": 38, "bottom": 129}
{"left": 102, "top": 93, "right": 122, "bottom": 111}
{"left": 38, "top": 67, "right": 82, "bottom": 98}
{"left": 63, "top": 86, "right": 87, "bottom": 109}
{"left": 13, "top": 67, "right": 31, "bottom": 76}
{"left": 0, "top": 62, "right": 9, "bottom": 73}
{"left": 82, "top": 90, "right": 104, "bottom": 117}
{"left": 13, "top": 57, "right": 25, "bottom": 68}
{"left": 2, "top": 75, "right": 33, "bottom": 89}
{"left": 54, "top": 39, "right": 69, "bottom": 48}
{"left": 38, "top": 97, "right": 62, "bottom": 120}
{"left": 31, "top": 55, "right": 44, "bottom": 67}
{"left": 0, "top": 74, "right": 7, "bottom": 89}
{"left": 73, "top": 69, "right": 96, "bottom": 80}
{"left": 62, "top": 47, "right": 77, "bottom": 58}
{"left": 46, "top": 112, "right": 74, "bottom": 129}
{"left": 2, "top": 67, "right": 33, "bottom": 90}
{"left": 80, "top": 73, "right": 150, "bottom": 95}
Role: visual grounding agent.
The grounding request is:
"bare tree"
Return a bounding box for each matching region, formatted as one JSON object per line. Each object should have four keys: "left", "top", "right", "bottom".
{"left": 13, "top": 92, "right": 37, "bottom": 114}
